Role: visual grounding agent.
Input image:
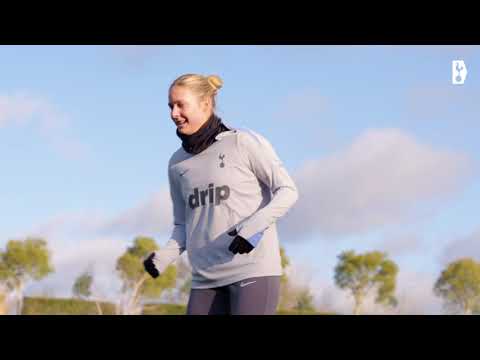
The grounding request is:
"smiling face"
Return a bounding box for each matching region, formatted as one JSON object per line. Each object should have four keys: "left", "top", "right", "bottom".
{"left": 168, "top": 85, "right": 212, "bottom": 136}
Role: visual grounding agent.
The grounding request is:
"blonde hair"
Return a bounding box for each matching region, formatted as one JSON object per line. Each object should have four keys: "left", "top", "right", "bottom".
{"left": 170, "top": 74, "right": 223, "bottom": 111}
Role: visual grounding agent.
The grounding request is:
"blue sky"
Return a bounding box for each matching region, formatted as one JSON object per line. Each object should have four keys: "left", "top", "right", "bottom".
{"left": 1, "top": 45, "right": 479, "bottom": 313}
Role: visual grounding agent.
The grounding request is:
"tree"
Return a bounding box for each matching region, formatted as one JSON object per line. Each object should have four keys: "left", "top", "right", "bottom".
{"left": 277, "top": 246, "right": 317, "bottom": 313}
{"left": 179, "top": 277, "right": 192, "bottom": 304}
{"left": 334, "top": 250, "right": 398, "bottom": 315}
{"left": 73, "top": 271, "right": 93, "bottom": 300}
{"left": 278, "top": 246, "right": 296, "bottom": 310}
{"left": 72, "top": 267, "right": 104, "bottom": 315}
{"left": 175, "top": 254, "right": 192, "bottom": 305}
{"left": 294, "top": 287, "right": 316, "bottom": 313}
{"left": 116, "top": 236, "right": 177, "bottom": 314}
{"left": 0, "top": 287, "right": 7, "bottom": 315}
{"left": 434, "top": 258, "right": 480, "bottom": 315}
{"left": 0, "top": 238, "right": 54, "bottom": 314}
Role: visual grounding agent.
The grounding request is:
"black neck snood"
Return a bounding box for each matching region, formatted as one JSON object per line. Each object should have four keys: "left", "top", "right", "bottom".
{"left": 176, "top": 113, "right": 230, "bottom": 155}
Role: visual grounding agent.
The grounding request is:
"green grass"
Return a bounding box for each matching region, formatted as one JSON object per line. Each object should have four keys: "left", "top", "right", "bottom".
{"left": 142, "top": 303, "right": 187, "bottom": 315}
{"left": 22, "top": 297, "right": 187, "bottom": 315}
{"left": 276, "top": 309, "right": 335, "bottom": 315}
{"left": 21, "top": 297, "right": 333, "bottom": 315}
{"left": 22, "top": 297, "right": 117, "bottom": 315}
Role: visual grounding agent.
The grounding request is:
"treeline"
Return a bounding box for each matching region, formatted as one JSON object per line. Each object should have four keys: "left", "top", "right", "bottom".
{"left": 1, "top": 237, "right": 479, "bottom": 315}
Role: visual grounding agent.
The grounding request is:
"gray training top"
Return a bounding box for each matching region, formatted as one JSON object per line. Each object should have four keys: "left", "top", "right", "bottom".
{"left": 152, "top": 126, "right": 299, "bottom": 289}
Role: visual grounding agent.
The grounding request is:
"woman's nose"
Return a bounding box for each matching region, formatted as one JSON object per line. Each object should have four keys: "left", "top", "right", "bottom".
{"left": 171, "top": 106, "right": 180, "bottom": 119}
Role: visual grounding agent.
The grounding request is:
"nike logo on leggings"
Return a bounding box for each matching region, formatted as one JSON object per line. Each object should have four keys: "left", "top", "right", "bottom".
{"left": 239, "top": 280, "right": 257, "bottom": 287}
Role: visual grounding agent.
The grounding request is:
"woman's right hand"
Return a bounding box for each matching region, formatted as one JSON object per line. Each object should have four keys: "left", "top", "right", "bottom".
{"left": 143, "top": 252, "right": 160, "bottom": 278}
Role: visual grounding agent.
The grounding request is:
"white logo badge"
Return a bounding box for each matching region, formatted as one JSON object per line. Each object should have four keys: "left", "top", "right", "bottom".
{"left": 452, "top": 60, "right": 468, "bottom": 85}
{"left": 239, "top": 280, "right": 257, "bottom": 288}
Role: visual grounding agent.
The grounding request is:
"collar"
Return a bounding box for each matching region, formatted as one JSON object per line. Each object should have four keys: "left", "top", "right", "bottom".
{"left": 215, "top": 122, "right": 237, "bottom": 141}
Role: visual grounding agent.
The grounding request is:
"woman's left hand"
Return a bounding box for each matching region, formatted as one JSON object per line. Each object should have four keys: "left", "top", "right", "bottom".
{"left": 228, "top": 229, "right": 254, "bottom": 254}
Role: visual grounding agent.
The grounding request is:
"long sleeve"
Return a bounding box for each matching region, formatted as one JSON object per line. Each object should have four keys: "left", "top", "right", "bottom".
{"left": 235, "top": 131, "right": 299, "bottom": 244}
{"left": 152, "top": 162, "right": 187, "bottom": 274}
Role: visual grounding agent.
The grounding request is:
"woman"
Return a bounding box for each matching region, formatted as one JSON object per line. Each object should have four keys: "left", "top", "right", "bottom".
{"left": 144, "top": 73, "right": 298, "bottom": 315}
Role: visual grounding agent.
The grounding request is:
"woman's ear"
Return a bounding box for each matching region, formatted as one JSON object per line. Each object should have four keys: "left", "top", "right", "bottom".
{"left": 201, "top": 97, "right": 212, "bottom": 113}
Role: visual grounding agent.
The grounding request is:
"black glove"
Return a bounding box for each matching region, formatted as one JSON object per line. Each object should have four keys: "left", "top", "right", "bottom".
{"left": 228, "top": 229, "right": 254, "bottom": 254}
{"left": 143, "top": 252, "right": 160, "bottom": 279}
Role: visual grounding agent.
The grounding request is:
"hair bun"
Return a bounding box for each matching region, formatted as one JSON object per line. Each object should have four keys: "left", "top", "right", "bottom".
{"left": 207, "top": 75, "right": 223, "bottom": 91}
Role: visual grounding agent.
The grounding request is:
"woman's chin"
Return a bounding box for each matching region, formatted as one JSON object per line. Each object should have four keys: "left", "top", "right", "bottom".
{"left": 178, "top": 127, "right": 193, "bottom": 135}
{"left": 177, "top": 124, "right": 188, "bottom": 133}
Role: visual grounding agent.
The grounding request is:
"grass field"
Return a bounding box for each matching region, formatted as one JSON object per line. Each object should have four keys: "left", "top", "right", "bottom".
{"left": 20, "top": 297, "right": 333, "bottom": 315}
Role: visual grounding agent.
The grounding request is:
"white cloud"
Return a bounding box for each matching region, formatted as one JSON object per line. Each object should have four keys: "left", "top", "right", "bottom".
{"left": 22, "top": 185, "right": 173, "bottom": 242}
{"left": 439, "top": 227, "right": 480, "bottom": 266}
{"left": 101, "top": 187, "right": 173, "bottom": 238}
{"left": 392, "top": 270, "right": 443, "bottom": 315}
{"left": 17, "top": 186, "right": 175, "bottom": 299}
{"left": 26, "top": 235, "right": 128, "bottom": 300}
{"left": 0, "top": 92, "right": 88, "bottom": 160}
{"left": 24, "top": 232, "right": 444, "bottom": 313}
{"left": 312, "top": 269, "right": 443, "bottom": 315}
{"left": 377, "top": 232, "right": 426, "bottom": 258}
{"left": 279, "top": 128, "right": 474, "bottom": 240}
{"left": 19, "top": 199, "right": 175, "bottom": 301}
{"left": 26, "top": 211, "right": 111, "bottom": 241}
{"left": 0, "top": 93, "right": 43, "bottom": 127}
{"left": 0, "top": 92, "right": 72, "bottom": 135}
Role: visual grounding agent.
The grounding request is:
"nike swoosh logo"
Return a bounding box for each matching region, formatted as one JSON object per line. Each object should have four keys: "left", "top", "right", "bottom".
{"left": 239, "top": 280, "right": 257, "bottom": 288}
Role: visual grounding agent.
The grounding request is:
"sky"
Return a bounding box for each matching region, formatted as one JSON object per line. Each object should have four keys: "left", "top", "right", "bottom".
{"left": 1, "top": 45, "right": 479, "bottom": 314}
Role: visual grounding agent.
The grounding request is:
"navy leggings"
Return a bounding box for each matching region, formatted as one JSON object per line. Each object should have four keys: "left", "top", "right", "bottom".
{"left": 186, "top": 276, "right": 281, "bottom": 315}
